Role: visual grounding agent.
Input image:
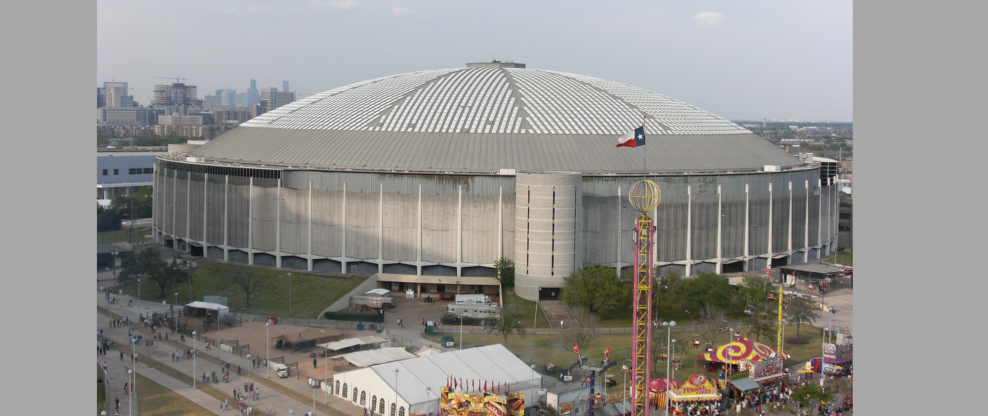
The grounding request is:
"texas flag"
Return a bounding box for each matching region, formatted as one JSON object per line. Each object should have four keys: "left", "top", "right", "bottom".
{"left": 616, "top": 125, "right": 646, "bottom": 148}
{"left": 573, "top": 343, "right": 580, "bottom": 354}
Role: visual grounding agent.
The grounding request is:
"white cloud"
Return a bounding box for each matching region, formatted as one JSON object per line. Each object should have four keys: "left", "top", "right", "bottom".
{"left": 330, "top": 0, "right": 356, "bottom": 10}
{"left": 692, "top": 11, "right": 724, "bottom": 26}
{"left": 392, "top": 6, "right": 412, "bottom": 15}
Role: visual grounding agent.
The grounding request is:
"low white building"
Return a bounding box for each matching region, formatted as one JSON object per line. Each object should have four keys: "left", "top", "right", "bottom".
{"left": 328, "top": 344, "right": 542, "bottom": 416}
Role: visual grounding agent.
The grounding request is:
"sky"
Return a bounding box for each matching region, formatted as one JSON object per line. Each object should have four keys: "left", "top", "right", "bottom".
{"left": 97, "top": 0, "right": 852, "bottom": 122}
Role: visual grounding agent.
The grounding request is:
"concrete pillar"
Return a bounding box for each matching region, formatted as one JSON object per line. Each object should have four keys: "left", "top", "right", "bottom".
{"left": 744, "top": 184, "right": 750, "bottom": 272}
{"left": 203, "top": 173, "right": 208, "bottom": 251}
{"left": 248, "top": 176, "right": 254, "bottom": 265}
{"left": 767, "top": 182, "right": 773, "bottom": 271}
{"left": 186, "top": 171, "right": 191, "bottom": 246}
{"left": 788, "top": 181, "right": 793, "bottom": 254}
{"left": 341, "top": 182, "right": 347, "bottom": 273}
{"left": 805, "top": 180, "right": 810, "bottom": 255}
{"left": 276, "top": 179, "right": 281, "bottom": 269}
{"left": 308, "top": 180, "right": 313, "bottom": 272}
{"left": 172, "top": 169, "right": 177, "bottom": 241}
{"left": 513, "top": 172, "right": 582, "bottom": 301}
{"left": 224, "top": 175, "right": 229, "bottom": 261}
{"left": 716, "top": 184, "right": 722, "bottom": 274}
{"left": 616, "top": 186, "right": 622, "bottom": 278}
{"left": 498, "top": 186, "right": 503, "bottom": 259}
{"left": 686, "top": 185, "right": 692, "bottom": 276}
{"left": 379, "top": 183, "right": 384, "bottom": 274}
{"left": 456, "top": 185, "right": 463, "bottom": 277}
{"left": 417, "top": 185, "right": 422, "bottom": 276}
{"left": 818, "top": 179, "right": 823, "bottom": 248}
{"left": 833, "top": 175, "right": 840, "bottom": 254}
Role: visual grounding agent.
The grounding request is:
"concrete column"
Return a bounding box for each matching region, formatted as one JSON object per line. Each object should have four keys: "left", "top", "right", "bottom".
{"left": 686, "top": 185, "right": 692, "bottom": 276}
{"left": 456, "top": 185, "right": 463, "bottom": 277}
{"left": 203, "top": 173, "right": 208, "bottom": 250}
{"left": 616, "top": 186, "right": 622, "bottom": 278}
{"left": 716, "top": 184, "right": 722, "bottom": 274}
{"left": 186, "top": 172, "right": 191, "bottom": 245}
{"left": 744, "top": 184, "right": 750, "bottom": 272}
{"left": 818, "top": 179, "right": 823, "bottom": 248}
{"left": 308, "top": 180, "right": 313, "bottom": 272}
{"left": 417, "top": 185, "right": 422, "bottom": 275}
{"left": 805, "top": 180, "right": 810, "bottom": 254}
{"left": 833, "top": 176, "right": 840, "bottom": 254}
{"left": 248, "top": 176, "right": 254, "bottom": 265}
{"left": 788, "top": 181, "right": 793, "bottom": 254}
{"left": 498, "top": 186, "right": 503, "bottom": 259}
{"left": 276, "top": 179, "right": 281, "bottom": 268}
{"left": 172, "top": 170, "right": 177, "bottom": 240}
{"left": 224, "top": 175, "right": 229, "bottom": 261}
{"left": 341, "top": 182, "right": 347, "bottom": 273}
{"left": 379, "top": 182, "right": 384, "bottom": 274}
{"left": 767, "top": 183, "right": 773, "bottom": 271}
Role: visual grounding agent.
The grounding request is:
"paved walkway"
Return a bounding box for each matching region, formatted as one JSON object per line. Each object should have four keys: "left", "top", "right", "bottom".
{"left": 97, "top": 292, "right": 368, "bottom": 416}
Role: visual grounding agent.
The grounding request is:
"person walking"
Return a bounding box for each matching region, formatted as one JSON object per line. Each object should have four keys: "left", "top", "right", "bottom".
{"left": 115, "top": 397, "right": 120, "bottom": 411}
{"left": 314, "top": 358, "right": 318, "bottom": 369}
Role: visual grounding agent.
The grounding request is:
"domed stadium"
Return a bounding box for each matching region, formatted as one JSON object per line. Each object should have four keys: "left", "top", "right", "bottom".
{"left": 153, "top": 62, "right": 841, "bottom": 301}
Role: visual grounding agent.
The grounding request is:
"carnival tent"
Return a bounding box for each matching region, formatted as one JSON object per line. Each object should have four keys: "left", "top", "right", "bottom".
{"left": 667, "top": 375, "right": 722, "bottom": 403}
{"left": 698, "top": 339, "right": 777, "bottom": 364}
{"left": 728, "top": 377, "right": 760, "bottom": 392}
{"left": 649, "top": 378, "right": 681, "bottom": 392}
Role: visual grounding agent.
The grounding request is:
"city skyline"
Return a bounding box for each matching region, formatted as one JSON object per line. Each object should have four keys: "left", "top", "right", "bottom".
{"left": 97, "top": 0, "right": 852, "bottom": 121}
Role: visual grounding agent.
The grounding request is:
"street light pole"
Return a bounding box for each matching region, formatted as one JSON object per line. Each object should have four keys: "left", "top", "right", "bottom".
{"left": 192, "top": 331, "right": 197, "bottom": 389}
{"left": 187, "top": 262, "right": 193, "bottom": 303}
{"left": 661, "top": 321, "right": 676, "bottom": 416}
{"left": 112, "top": 250, "right": 119, "bottom": 279}
{"left": 137, "top": 278, "right": 141, "bottom": 304}
{"left": 128, "top": 369, "right": 133, "bottom": 416}
{"left": 459, "top": 311, "right": 464, "bottom": 350}
{"left": 133, "top": 353, "right": 138, "bottom": 416}
{"left": 288, "top": 272, "right": 293, "bottom": 318}
{"left": 266, "top": 322, "right": 270, "bottom": 379}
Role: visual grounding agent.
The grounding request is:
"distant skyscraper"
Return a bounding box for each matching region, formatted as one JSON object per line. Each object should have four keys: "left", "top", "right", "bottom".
{"left": 235, "top": 92, "right": 247, "bottom": 107}
{"left": 151, "top": 83, "right": 200, "bottom": 108}
{"left": 261, "top": 87, "right": 296, "bottom": 110}
{"left": 104, "top": 81, "right": 130, "bottom": 107}
{"left": 248, "top": 79, "right": 259, "bottom": 107}
{"left": 283, "top": 81, "right": 289, "bottom": 92}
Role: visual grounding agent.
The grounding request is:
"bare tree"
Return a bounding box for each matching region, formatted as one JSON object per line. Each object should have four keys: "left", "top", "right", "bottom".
{"left": 488, "top": 305, "right": 527, "bottom": 347}
{"left": 564, "top": 307, "right": 601, "bottom": 354}
{"left": 219, "top": 265, "right": 266, "bottom": 309}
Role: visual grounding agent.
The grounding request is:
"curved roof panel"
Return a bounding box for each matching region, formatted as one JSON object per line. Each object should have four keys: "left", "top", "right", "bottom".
{"left": 193, "top": 67, "right": 800, "bottom": 173}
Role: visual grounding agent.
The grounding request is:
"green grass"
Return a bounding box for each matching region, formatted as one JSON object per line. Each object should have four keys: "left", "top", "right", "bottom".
{"left": 115, "top": 263, "right": 368, "bottom": 318}
{"left": 98, "top": 364, "right": 106, "bottom": 414}
{"left": 425, "top": 320, "right": 831, "bottom": 389}
{"left": 835, "top": 252, "right": 853, "bottom": 267}
{"left": 133, "top": 371, "right": 215, "bottom": 416}
{"left": 503, "top": 289, "right": 553, "bottom": 328}
{"left": 98, "top": 228, "right": 146, "bottom": 245}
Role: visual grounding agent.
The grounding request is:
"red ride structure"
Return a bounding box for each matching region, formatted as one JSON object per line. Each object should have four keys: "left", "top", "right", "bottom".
{"left": 627, "top": 179, "right": 661, "bottom": 416}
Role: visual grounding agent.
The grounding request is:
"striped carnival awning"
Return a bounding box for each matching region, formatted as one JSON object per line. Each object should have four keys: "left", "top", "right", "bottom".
{"left": 698, "top": 339, "right": 777, "bottom": 364}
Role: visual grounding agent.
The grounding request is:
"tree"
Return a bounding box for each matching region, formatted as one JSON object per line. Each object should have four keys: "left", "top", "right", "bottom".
{"left": 218, "top": 265, "right": 266, "bottom": 309}
{"left": 791, "top": 382, "right": 832, "bottom": 408}
{"left": 679, "top": 273, "right": 737, "bottom": 321}
{"left": 118, "top": 247, "right": 184, "bottom": 298}
{"left": 564, "top": 307, "right": 601, "bottom": 355}
{"left": 97, "top": 206, "right": 121, "bottom": 232}
{"left": 487, "top": 306, "right": 526, "bottom": 347}
{"left": 784, "top": 297, "right": 821, "bottom": 339}
{"left": 653, "top": 271, "right": 685, "bottom": 316}
{"left": 561, "top": 265, "right": 627, "bottom": 315}
{"left": 494, "top": 256, "right": 515, "bottom": 287}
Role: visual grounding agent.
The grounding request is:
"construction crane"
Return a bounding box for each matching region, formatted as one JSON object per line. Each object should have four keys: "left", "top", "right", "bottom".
{"left": 154, "top": 76, "right": 187, "bottom": 83}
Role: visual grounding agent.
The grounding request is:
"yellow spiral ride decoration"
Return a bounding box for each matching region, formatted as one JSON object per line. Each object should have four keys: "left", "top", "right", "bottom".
{"left": 628, "top": 179, "right": 661, "bottom": 213}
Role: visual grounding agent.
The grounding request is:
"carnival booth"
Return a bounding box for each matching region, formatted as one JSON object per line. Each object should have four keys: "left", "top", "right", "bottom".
{"left": 697, "top": 339, "right": 779, "bottom": 383}
{"left": 648, "top": 378, "right": 681, "bottom": 409}
{"left": 665, "top": 375, "right": 722, "bottom": 416}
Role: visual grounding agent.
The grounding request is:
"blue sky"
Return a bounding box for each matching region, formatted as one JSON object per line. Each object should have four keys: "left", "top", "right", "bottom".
{"left": 97, "top": 0, "right": 852, "bottom": 121}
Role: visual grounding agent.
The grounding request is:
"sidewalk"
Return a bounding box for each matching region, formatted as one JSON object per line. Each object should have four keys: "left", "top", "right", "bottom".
{"left": 97, "top": 292, "right": 366, "bottom": 416}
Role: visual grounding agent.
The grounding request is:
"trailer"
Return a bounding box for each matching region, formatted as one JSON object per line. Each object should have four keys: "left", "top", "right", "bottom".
{"left": 349, "top": 295, "right": 395, "bottom": 309}
{"left": 446, "top": 303, "right": 499, "bottom": 319}
{"left": 454, "top": 294, "right": 490, "bottom": 305}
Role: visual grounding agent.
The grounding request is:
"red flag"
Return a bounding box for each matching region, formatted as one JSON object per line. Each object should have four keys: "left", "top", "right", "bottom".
{"left": 573, "top": 343, "right": 580, "bottom": 354}
{"left": 605, "top": 347, "right": 611, "bottom": 357}
{"left": 484, "top": 380, "right": 487, "bottom": 393}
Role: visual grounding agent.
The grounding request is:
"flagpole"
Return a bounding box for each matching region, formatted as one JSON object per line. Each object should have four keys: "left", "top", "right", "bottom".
{"left": 642, "top": 115, "right": 647, "bottom": 182}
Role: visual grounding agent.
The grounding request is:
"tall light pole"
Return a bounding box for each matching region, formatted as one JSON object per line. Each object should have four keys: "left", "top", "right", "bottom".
{"left": 101, "top": 286, "right": 107, "bottom": 308}
{"left": 174, "top": 292, "right": 179, "bottom": 312}
{"left": 137, "top": 278, "right": 141, "bottom": 305}
{"left": 661, "top": 321, "right": 676, "bottom": 416}
{"left": 459, "top": 311, "right": 464, "bottom": 350}
{"left": 192, "top": 331, "right": 197, "bottom": 389}
{"left": 132, "top": 353, "right": 138, "bottom": 416}
{"left": 112, "top": 250, "right": 119, "bottom": 278}
{"left": 187, "top": 261, "right": 193, "bottom": 303}
{"left": 266, "top": 322, "right": 271, "bottom": 378}
{"left": 128, "top": 369, "right": 133, "bottom": 416}
{"left": 288, "top": 272, "right": 293, "bottom": 318}
{"left": 325, "top": 348, "right": 329, "bottom": 404}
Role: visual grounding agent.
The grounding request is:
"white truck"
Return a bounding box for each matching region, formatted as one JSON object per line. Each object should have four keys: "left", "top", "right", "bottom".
{"left": 454, "top": 294, "right": 490, "bottom": 305}
{"left": 274, "top": 363, "right": 290, "bottom": 378}
{"left": 446, "top": 303, "right": 499, "bottom": 319}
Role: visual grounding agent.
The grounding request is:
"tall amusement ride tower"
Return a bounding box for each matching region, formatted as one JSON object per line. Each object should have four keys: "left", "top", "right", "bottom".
{"left": 628, "top": 179, "right": 661, "bottom": 416}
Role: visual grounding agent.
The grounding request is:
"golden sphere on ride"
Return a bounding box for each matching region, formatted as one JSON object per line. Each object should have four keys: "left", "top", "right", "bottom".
{"left": 628, "top": 179, "right": 661, "bottom": 212}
